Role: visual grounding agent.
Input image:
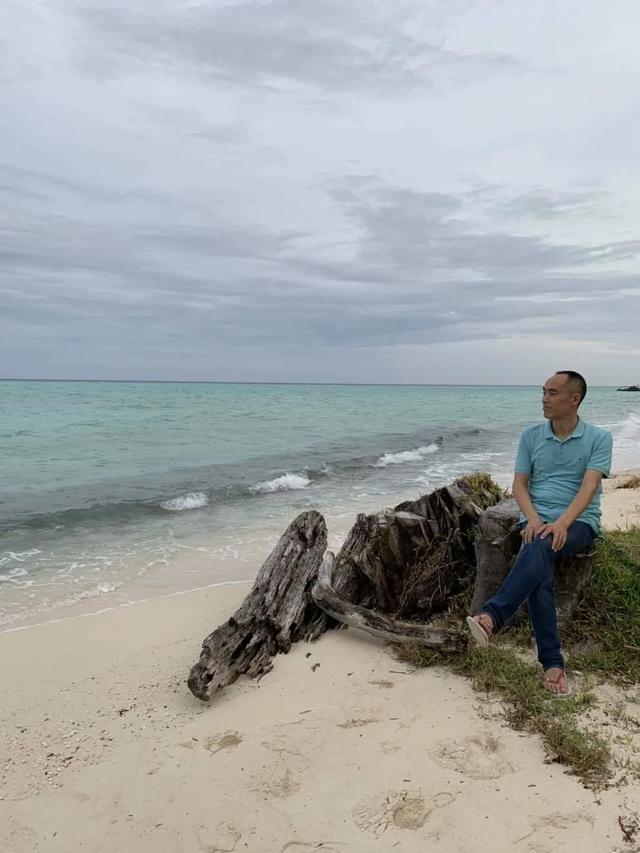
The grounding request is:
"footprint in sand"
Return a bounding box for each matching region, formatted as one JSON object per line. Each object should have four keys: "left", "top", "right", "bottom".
{"left": 6, "top": 820, "right": 38, "bottom": 849}
{"left": 352, "top": 789, "right": 454, "bottom": 836}
{"left": 262, "top": 734, "right": 303, "bottom": 757}
{"left": 428, "top": 733, "right": 513, "bottom": 779}
{"left": 198, "top": 821, "right": 242, "bottom": 852}
{"left": 515, "top": 811, "right": 594, "bottom": 852}
{"left": 252, "top": 768, "right": 300, "bottom": 799}
{"left": 205, "top": 731, "right": 243, "bottom": 755}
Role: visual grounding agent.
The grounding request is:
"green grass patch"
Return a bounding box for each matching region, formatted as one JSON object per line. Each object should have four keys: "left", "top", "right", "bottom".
{"left": 565, "top": 528, "right": 640, "bottom": 682}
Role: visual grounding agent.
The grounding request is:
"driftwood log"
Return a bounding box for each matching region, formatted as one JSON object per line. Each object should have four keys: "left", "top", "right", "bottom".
{"left": 312, "top": 551, "right": 464, "bottom": 652}
{"left": 188, "top": 510, "right": 329, "bottom": 701}
{"left": 310, "top": 481, "right": 498, "bottom": 650}
{"left": 188, "top": 480, "right": 496, "bottom": 700}
{"left": 188, "top": 478, "right": 595, "bottom": 702}
{"left": 471, "top": 498, "right": 596, "bottom": 627}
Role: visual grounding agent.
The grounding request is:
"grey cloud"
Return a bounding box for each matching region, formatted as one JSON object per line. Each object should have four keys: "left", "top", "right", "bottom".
{"left": 498, "top": 188, "right": 608, "bottom": 219}
{"left": 0, "top": 163, "right": 297, "bottom": 282}
{"left": 134, "top": 103, "right": 252, "bottom": 148}
{"left": 72, "top": 0, "right": 525, "bottom": 93}
{"left": 3, "top": 165, "right": 639, "bottom": 368}
{"left": 0, "top": 163, "right": 175, "bottom": 208}
{"left": 302, "top": 177, "right": 640, "bottom": 286}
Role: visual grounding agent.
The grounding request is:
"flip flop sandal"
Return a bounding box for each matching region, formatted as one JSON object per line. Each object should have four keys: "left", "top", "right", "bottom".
{"left": 466, "top": 615, "right": 492, "bottom": 648}
{"left": 542, "top": 672, "right": 573, "bottom": 699}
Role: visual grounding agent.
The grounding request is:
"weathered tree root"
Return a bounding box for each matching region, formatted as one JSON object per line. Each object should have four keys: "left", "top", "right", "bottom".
{"left": 188, "top": 510, "right": 328, "bottom": 701}
{"left": 312, "top": 552, "right": 465, "bottom": 652}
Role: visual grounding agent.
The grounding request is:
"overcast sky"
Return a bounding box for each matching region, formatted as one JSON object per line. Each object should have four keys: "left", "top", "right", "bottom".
{"left": 2, "top": 1, "right": 640, "bottom": 384}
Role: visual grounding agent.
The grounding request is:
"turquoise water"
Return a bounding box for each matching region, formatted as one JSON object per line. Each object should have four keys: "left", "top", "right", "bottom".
{"left": 1, "top": 381, "right": 638, "bottom": 627}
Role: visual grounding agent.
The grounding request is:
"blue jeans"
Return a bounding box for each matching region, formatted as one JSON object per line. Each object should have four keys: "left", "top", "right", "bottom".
{"left": 481, "top": 521, "right": 596, "bottom": 671}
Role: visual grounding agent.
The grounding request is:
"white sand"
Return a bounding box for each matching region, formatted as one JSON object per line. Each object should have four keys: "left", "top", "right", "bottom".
{"left": 601, "top": 470, "right": 640, "bottom": 530}
{"left": 1, "top": 476, "right": 639, "bottom": 853}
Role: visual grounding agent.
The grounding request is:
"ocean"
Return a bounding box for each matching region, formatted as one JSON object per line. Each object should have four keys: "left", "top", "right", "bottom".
{"left": 1, "top": 381, "right": 638, "bottom": 629}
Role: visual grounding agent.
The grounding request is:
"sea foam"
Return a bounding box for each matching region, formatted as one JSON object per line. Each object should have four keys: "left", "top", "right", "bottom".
{"left": 613, "top": 412, "right": 640, "bottom": 442}
{"left": 374, "top": 443, "right": 440, "bottom": 467}
{"left": 251, "top": 473, "right": 311, "bottom": 493}
{"left": 610, "top": 412, "right": 640, "bottom": 469}
{"left": 160, "top": 492, "right": 209, "bottom": 511}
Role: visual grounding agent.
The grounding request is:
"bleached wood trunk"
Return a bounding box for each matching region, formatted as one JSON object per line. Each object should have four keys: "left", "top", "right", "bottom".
{"left": 188, "top": 511, "right": 329, "bottom": 701}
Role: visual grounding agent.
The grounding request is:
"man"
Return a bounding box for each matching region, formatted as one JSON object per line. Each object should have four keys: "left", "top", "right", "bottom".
{"left": 466, "top": 371, "right": 613, "bottom": 697}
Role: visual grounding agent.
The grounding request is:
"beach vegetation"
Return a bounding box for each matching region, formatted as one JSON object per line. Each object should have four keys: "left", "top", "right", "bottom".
{"left": 616, "top": 473, "right": 640, "bottom": 489}
{"left": 565, "top": 527, "right": 640, "bottom": 682}
{"left": 394, "top": 526, "right": 640, "bottom": 789}
{"left": 454, "top": 471, "right": 505, "bottom": 511}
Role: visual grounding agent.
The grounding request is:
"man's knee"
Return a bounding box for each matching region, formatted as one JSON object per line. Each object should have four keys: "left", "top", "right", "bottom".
{"left": 532, "top": 534, "right": 554, "bottom": 552}
{"left": 520, "top": 534, "right": 554, "bottom": 560}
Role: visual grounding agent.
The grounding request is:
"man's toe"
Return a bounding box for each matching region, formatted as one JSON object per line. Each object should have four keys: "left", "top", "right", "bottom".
{"left": 543, "top": 668, "right": 569, "bottom": 695}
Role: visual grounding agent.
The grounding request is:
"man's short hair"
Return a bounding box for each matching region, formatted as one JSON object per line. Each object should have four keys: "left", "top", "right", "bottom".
{"left": 555, "top": 370, "right": 587, "bottom": 403}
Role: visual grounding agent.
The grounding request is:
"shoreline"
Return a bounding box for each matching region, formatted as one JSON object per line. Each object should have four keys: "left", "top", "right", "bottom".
{"left": 1, "top": 471, "right": 639, "bottom": 852}
{"left": 0, "top": 578, "right": 253, "bottom": 637}
{"left": 2, "top": 469, "right": 638, "bottom": 635}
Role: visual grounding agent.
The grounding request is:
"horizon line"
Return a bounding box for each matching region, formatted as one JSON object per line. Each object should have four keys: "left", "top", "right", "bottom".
{"left": 0, "top": 377, "right": 627, "bottom": 388}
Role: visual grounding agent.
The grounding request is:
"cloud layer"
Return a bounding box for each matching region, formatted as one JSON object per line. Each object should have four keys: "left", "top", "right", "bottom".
{"left": 1, "top": 0, "right": 639, "bottom": 383}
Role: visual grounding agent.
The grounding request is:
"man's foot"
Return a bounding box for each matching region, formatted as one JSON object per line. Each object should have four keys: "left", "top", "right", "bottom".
{"left": 542, "top": 667, "right": 572, "bottom": 698}
{"left": 466, "top": 613, "right": 494, "bottom": 648}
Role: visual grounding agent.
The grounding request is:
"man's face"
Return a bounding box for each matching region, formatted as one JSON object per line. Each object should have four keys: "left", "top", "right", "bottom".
{"left": 542, "top": 374, "right": 580, "bottom": 420}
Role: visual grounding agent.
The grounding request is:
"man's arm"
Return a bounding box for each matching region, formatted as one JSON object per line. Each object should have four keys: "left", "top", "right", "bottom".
{"left": 512, "top": 473, "right": 545, "bottom": 544}
{"left": 539, "top": 470, "right": 603, "bottom": 550}
{"left": 512, "top": 430, "right": 545, "bottom": 544}
{"left": 513, "top": 473, "right": 541, "bottom": 523}
{"left": 557, "top": 470, "right": 604, "bottom": 528}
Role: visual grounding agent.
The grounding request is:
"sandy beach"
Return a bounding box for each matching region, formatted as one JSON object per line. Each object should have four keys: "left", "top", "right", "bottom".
{"left": 1, "top": 474, "right": 639, "bottom": 853}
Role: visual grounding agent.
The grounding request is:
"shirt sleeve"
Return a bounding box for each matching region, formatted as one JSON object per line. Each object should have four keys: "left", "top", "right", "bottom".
{"left": 587, "top": 431, "right": 613, "bottom": 478}
{"left": 514, "top": 431, "right": 532, "bottom": 475}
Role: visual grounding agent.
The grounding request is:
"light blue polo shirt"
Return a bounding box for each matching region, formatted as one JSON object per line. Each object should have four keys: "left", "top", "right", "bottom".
{"left": 514, "top": 418, "right": 613, "bottom": 533}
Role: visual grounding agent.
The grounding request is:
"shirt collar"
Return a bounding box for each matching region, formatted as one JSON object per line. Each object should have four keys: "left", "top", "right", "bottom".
{"left": 544, "top": 417, "right": 584, "bottom": 441}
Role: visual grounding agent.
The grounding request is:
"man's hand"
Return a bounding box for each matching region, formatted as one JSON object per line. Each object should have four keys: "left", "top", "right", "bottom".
{"left": 538, "top": 520, "right": 569, "bottom": 552}
{"left": 521, "top": 517, "right": 545, "bottom": 544}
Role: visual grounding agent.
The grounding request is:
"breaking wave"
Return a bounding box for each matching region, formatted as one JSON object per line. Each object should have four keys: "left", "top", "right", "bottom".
{"left": 374, "top": 443, "right": 440, "bottom": 467}
{"left": 251, "top": 473, "right": 311, "bottom": 493}
{"left": 160, "top": 492, "right": 209, "bottom": 511}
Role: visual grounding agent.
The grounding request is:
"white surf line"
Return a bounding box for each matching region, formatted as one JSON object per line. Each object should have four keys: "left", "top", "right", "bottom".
{"left": 0, "top": 578, "right": 253, "bottom": 636}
